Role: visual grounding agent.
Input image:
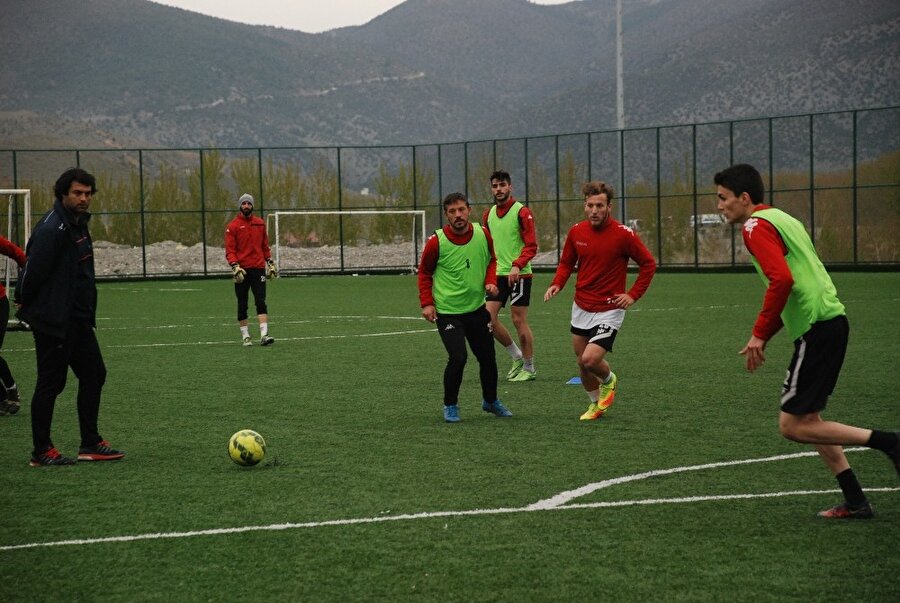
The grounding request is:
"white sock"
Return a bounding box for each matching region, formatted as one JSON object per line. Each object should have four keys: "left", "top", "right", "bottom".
{"left": 505, "top": 343, "right": 523, "bottom": 359}
{"left": 587, "top": 389, "right": 600, "bottom": 403}
{"left": 602, "top": 373, "right": 613, "bottom": 384}
{"left": 260, "top": 322, "right": 268, "bottom": 337}
{"left": 523, "top": 358, "right": 535, "bottom": 372}
{"left": 240, "top": 326, "right": 250, "bottom": 338}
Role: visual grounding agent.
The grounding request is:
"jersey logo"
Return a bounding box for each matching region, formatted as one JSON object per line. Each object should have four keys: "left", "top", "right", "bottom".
{"left": 744, "top": 217, "right": 759, "bottom": 238}
{"left": 618, "top": 224, "right": 634, "bottom": 234}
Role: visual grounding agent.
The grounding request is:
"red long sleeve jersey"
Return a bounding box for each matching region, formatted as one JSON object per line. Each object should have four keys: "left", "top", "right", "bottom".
{"left": 551, "top": 218, "right": 657, "bottom": 312}
{"left": 741, "top": 205, "right": 791, "bottom": 341}
{"left": 480, "top": 198, "right": 538, "bottom": 273}
{"left": 417, "top": 224, "right": 498, "bottom": 308}
{"left": 0, "top": 235, "right": 26, "bottom": 299}
{"left": 224, "top": 213, "right": 270, "bottom": 269}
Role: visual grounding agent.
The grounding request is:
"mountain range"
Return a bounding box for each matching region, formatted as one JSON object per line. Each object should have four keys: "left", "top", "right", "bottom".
{"left": 1, "top": 0, "right": 898, "bottom": 149}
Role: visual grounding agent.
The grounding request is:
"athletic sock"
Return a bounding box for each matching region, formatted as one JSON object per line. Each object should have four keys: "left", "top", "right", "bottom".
{"left": 240, "top": 326, "right": 250, "bottom": 338}
{"left": 523, "top": 358, "right": 534, "bottom": 372}
{"left": 260, "top": 322, "right": 268, "bottom": 337}
{"left": 587, "top": 389, "right": 600, "bottom": 403}
{"left": 601, "top": 373, "right": 613, "bottom": 384}
{"left": 866, "top": 430, "right": 899, "bottom": 453}
{"left": 836, "top": 468, "right": 868, "bottom": 508}
{"left": 505, "top": 343, "right": 523, "bottom": 359}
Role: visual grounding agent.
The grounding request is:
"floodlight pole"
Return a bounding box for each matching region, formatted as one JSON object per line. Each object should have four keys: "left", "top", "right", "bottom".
{"left": 616, "top": 0, "right": 624, "bottom": 131}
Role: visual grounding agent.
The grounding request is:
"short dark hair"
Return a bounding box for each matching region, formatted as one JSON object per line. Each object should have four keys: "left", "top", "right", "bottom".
{"left": 714, "top": 164, "right": 765, "bottom": 205}
{"left": 581, "top": 180, "right": 614, "bottom": 201}
{"left": 489, "top": 170, "right": 511, "bottom": 184}
{"left": 442, "top": 192, "right": 469, "bottom": 208}
{"left": 54, "top": 167, "right": 97, "bottom": 202}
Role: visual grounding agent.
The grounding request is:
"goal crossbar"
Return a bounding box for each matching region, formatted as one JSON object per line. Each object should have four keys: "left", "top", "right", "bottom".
{"left": 265, "top": 210, "right": 427, "bottom": 272}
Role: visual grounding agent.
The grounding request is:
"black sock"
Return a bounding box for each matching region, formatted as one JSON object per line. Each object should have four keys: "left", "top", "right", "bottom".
{"left": 836, "top": 468, "right": 868, "bottom": 508}
{"left": 866, "top": 430, "right": 899, "bottom": 453}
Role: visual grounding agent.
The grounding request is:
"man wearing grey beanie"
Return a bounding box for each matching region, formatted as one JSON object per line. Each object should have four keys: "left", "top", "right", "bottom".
{"left": 225, "top": 193, "right": 277, "bottom": 346}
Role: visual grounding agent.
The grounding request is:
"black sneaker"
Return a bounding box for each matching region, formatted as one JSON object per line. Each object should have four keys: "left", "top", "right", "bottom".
{"left": 1, "top": 386, "right": 21, "bottom": 415}
{"left": 817, "top": 501, "right": 874, "bottom": 519}
{"left": 260, "top": 335, "right": 274, "bottom": 346}
{"left": 77, "top": 440, "right": 125, "bottom": 462}
{"left": 30, "top": 447, "right": 76, "bottom": 467}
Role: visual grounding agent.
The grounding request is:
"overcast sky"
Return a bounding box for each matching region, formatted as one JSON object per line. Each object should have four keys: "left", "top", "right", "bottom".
{"left": 149, "top": 0, "right": 575, "bottom": 33}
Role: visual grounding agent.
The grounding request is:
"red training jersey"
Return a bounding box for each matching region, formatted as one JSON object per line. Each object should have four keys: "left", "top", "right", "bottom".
{"left": 741, "top": 205, "right": 791, "bottom": 340}
{"left": 224, "top": 213, "right": 270, "bottom": 270}
{"left": 551, "top": 217, "right": 657, "bottom": 312}
{"left": 0, "top": 235, "right": 26, "bottom": 299}
{"left": 481, "top": 197, "right": 538, "bottom": 274}
{"left": 417, "top": 223, "right": 498, "bottom": 308}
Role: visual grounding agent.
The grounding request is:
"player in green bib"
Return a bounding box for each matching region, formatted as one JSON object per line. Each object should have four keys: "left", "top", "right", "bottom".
{"left": 716, "top": 163, "right": 899, "bottom": 519}
{"left": 418, "top": 193, "right": 513, "bottom": 423}
{"left": 482, "top": 170, "right": 539, "bottom": 382}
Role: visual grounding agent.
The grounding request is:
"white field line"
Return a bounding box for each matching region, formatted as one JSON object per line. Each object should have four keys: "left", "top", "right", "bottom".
{"left": 5, "top": 316, "right": 434, "bottom": 351}
{"left": 3, "top": 449, "right": 896, "bottom": 552}
{"left": 527, "top": 447, "right": 866, "bottom": 510}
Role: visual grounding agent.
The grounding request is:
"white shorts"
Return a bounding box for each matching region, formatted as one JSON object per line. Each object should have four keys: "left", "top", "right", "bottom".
{"left": 570, "top": 304, "right": 625, "bottom": 350}
{"left": 570, "top": 304, "right": 625, "bottom": 331}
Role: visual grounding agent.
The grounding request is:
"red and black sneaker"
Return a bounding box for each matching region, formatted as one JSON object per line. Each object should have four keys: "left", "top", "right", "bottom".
{"left": 817, "top": 502, "right": 874, "bottom": 519}
{"left": 77, "top": 440, "right": 125, "bottom": 462}
{"left": 30, "top": 447, "right": 76, "bottom": 467}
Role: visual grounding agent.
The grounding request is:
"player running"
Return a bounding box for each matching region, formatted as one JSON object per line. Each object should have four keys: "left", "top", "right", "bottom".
{"left": 544, "top": 181, "right": 656, "bottom": 421}
{"left": 715, "top": 163, "right": 899, "bottom": 519}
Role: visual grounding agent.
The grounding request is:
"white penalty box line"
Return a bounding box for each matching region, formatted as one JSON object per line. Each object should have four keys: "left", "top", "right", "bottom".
{"left": 3, "top": 449, "right": 896, "bottom": 552}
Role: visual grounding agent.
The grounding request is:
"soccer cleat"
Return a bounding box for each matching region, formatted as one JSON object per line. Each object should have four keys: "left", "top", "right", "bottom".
{"left": 506, "top": 358, "right": 524, "bottom": 380}
{"left": 597, "top": 372, "right": 618, "bottom": 410}
{"left": 443, "top": 404, "right": 461, "bottom": 423}
{"left": 260, "top": 335, "right": 274, "bottom": 346}
{"left": 509, "top": 369, "right": 536, "bottom": 382}
{"left": 242, "top": 336, "right": 252, "bottom": 347}
{"left": 817, "top": 502, "right": 874, "bottom": 519}
{"left": 6, "top": 385, "right": 20, "bottom": 402}
{"left": 77, "top": 440, "right": 126, "bottom": 462}
{"left": 482, "top": 399, "right": 512, "bottom": 417}
{"left": 30, "top": 447, "right": 76, "bottom": 467}
{"left": 0, "top": 385, "right": 21, "bottom": 415}
{"left": 579, "top": 402, "right": 605, "bottom": 421}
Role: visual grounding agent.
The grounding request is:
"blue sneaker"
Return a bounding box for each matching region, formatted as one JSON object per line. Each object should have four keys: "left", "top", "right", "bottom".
{"left": 443, "top": 404, "right": 461, "bottom": 423}
{"left": 482, "top": 399, "right": 512, "bottom": 417}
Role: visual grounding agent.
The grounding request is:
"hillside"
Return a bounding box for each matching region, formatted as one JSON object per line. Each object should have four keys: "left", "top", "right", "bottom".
{"left": 1, "top": 0, "right": 898, "bottom": 149}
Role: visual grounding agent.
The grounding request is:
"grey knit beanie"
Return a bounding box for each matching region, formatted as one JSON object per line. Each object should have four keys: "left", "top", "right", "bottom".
{"left": 238, "top": 193, "right": 254, "bottom": 208}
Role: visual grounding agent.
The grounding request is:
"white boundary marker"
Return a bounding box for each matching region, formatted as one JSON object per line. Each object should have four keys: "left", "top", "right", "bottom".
{"left": 3, "top": 449, "right": 896, "bottom": 552}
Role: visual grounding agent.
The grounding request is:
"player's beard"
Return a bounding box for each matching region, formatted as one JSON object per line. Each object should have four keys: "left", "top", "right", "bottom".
{"left": 241, "top": 207, "right": 253, "bottom": 217}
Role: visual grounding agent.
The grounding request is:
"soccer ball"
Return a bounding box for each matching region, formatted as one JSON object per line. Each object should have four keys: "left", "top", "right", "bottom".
{"left": 228, "top": 429, "right": 266, "bottom": 466}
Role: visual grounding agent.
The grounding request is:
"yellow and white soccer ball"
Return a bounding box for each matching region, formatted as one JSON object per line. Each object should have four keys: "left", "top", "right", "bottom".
{"left": 228, "top": 429, "right": 266, "bottom": 466}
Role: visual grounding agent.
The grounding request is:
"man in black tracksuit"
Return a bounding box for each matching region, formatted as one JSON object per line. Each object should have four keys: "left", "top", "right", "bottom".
{"left": 16, "top": 167, "right": 124, "bottom": 467}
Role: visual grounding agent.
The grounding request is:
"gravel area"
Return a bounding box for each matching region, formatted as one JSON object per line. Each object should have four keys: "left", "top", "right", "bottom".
{"left": 91, "top": 240, "right": 562, "bottom": 278}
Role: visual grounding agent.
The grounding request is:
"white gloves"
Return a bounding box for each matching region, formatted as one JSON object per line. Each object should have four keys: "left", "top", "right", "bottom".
{"left": 266, "top": 259, "right": 278, "bottom": 280}
{"left": 231, "top": 263, "right": 246, "bottom": 284}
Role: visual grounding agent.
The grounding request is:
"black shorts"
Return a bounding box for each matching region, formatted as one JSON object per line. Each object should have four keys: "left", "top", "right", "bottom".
{"left": 570, "top": 324, "right": 619, "bottom": 352}
{"left": 780, "top": 315, "right": 848, "bottom": 415}
{"left": 485, "top": 277, "right": 532, "bottom": 308}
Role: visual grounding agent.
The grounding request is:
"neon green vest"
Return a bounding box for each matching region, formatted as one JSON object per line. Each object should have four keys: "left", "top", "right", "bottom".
{"left": 432, "top": 224, "right": 490, "bottom": 314}
{"left": 487, "top": 201, "right": 532, "bottom": 276}
{"left": 750, "top": 207, "right": 845, "bottom": 340}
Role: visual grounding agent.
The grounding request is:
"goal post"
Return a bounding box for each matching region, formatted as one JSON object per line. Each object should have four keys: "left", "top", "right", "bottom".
{"left": 265, "top": 209, "right": 428, "bottom": 274}
{"left": 0, "top": 189, "right": 31, "bottom": 330}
